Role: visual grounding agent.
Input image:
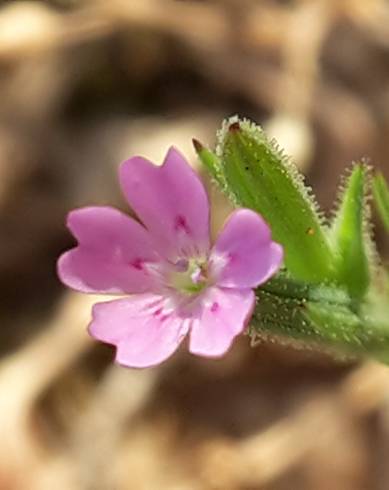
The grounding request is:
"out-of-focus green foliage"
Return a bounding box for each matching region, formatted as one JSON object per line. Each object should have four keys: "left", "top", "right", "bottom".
{"left": 373, "top": 172, "right": 389, "bottom": 233}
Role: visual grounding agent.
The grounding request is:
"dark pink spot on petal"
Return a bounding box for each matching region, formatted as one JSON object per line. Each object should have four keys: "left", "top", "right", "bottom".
{"left": 130, "top": 258, "right": 144, "bottom": 270}
{"left": 153, "top": 308, "right": 163, "bottom": 317}
{"left": 174, "top": 215, "right": 191, "bottom": 234}
{"left": 210, "top": 302, "right": 219, "bottom": 313}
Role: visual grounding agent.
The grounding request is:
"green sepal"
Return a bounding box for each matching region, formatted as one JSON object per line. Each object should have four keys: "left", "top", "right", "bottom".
{"left": 215, "top": 117, "right": 335, "bottom": 283}
{"left": 192, "top": 139, "right": 228, "bottom": 192}
{"left": 251, "top": 289, "right": 365, "bottom": 357}
{"left": 306, "top": 297, "right": 389, "bottom": 364}
{"left": 372, "top": 172, "right": 389, "bottom": 233}
{"left": 330, "top": 164, "right": 371, "bottom": 299}
{"left": 251, "top": 273, "right": 389, "bottom": 363}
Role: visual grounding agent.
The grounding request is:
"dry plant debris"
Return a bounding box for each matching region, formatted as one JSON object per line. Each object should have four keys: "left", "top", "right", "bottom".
{"left": 1, "top": 0, "right": 389, "bottom": 489}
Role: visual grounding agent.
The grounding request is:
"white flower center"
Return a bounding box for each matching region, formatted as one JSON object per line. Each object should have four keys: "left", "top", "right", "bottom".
{"left": 169, "top": 257, "right": 209, "bottom": 295}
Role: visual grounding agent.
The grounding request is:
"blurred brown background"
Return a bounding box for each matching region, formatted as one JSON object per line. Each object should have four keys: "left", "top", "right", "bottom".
{"left": 1, "top": 0, "right": 389, "bottom": 489}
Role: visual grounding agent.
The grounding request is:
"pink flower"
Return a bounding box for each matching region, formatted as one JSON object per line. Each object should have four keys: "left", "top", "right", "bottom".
{"left": 57, "top": 148, "right": 283, "bottom": 368}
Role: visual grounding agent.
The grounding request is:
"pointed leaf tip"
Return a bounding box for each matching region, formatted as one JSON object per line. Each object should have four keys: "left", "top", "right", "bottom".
{"left": 193, "top": 138, "right": 228, "bottom": 191}
{"left": 192, "top": 138, "right": 203, "bottom": 153}
{"left": 228, "top": 121, "right": 241, "bottom": 132}
{"left": 331, "top": 164, "right": 371, "bottom": 298}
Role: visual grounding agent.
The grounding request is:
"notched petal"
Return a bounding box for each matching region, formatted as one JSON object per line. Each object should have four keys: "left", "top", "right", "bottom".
{"left": 57, "top": 206, "right": 160, "bottom": 294}
{"left": 119, "top": 147, "right": 210, "bottom": 259}
{"left": 210, "top": 209, "right": 283, "bottom": 288}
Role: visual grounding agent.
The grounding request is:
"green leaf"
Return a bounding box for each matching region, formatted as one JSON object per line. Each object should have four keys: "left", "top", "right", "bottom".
{"left": 330, "top": 164, "right": 370, "bottom": 299}
{"left": 372, "top": 172, "right": 389, "bottom": 233}
{"left": 305, "top": 297, "right": 389, "bottom": 363}
{"left": 251, "top": 288, "right": 366, "bottom": 357}
{"left": 215, "top": 117, "right": 335, "bottom": 283}
{"left": 252, "top": 274, "right": 389, "bottom": 363}
{"left": 253, "top": 273, "right": 357, "bottom": 352}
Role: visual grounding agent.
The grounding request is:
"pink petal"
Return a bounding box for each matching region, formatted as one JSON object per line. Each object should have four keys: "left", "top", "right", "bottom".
{"left": 119, "top": 147, "right": 210, "bottom": 260}
{"left": 57, "top": 206, "right": 160, "bottom": 294}
{"left": 209, "top": 209, "right": 283, "bottom": 288}
{"left": 89, "top": 295, "right": 189, "bottom": 368}
{"left": 189, "top": 287, "right": 255, "bottom": 357}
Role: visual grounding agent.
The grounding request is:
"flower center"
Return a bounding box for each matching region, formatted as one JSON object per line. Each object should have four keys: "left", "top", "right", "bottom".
{"left": 169, "top": 257, "right": 208, "bottom": 295}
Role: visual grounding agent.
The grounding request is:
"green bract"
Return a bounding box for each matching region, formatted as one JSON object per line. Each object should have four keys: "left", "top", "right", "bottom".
{"left": 195, "top": 116, "right": 389, "bottom": 364}
{"left": 330, "top": 164, "right": 372, "bottom": 299}
{"left": 214, "top": 118, "right": 335, "bottom": 283}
